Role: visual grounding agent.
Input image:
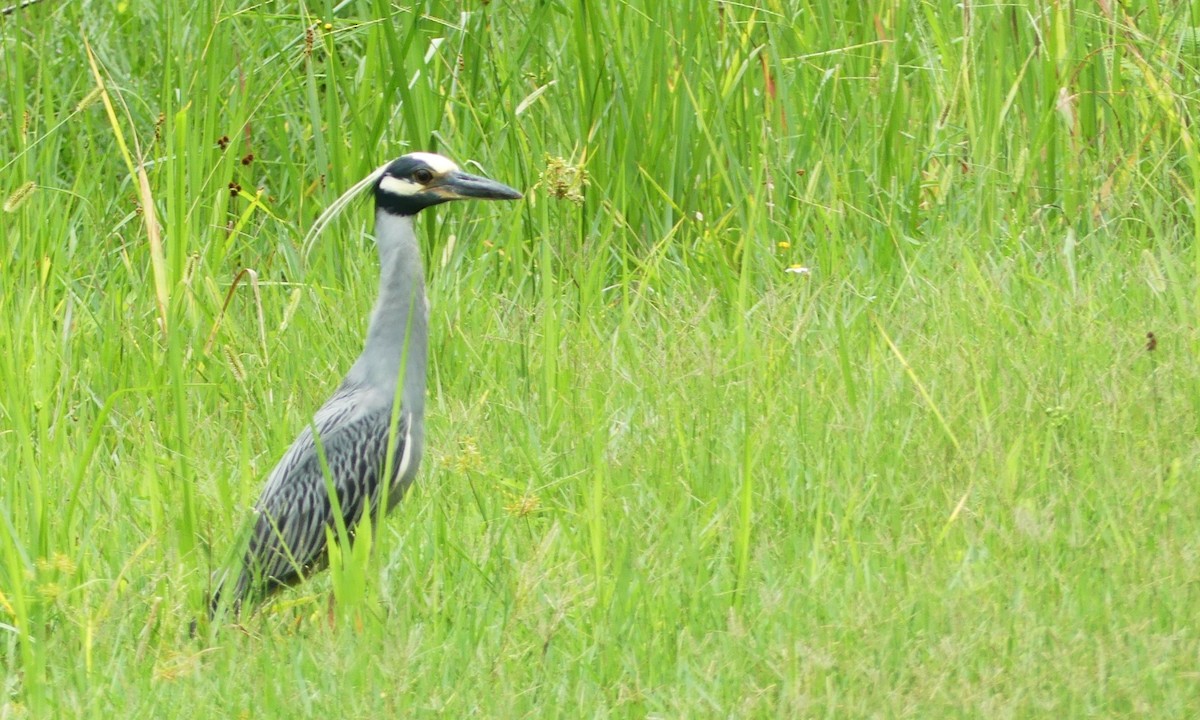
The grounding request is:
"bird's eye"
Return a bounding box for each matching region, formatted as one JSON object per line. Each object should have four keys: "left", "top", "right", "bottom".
{"left": 414, "top": 168, "right": 434, "bottom": 184}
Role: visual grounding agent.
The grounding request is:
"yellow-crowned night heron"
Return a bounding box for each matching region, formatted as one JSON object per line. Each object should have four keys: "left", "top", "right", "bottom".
{"left": 211, "top": 152, "right": 522, "bottom": 616}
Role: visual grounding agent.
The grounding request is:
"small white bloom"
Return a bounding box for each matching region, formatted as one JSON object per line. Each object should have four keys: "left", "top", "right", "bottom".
{"left": 785, "top": 265, "right": 811, "bottom": 275}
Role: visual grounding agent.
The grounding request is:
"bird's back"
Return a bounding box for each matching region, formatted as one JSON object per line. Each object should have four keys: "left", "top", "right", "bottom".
{"left": 215, "top": 382, "right": 423, "bottom": 611}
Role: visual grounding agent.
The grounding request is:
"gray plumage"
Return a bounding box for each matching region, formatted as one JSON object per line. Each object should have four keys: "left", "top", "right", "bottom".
{"left": 211, "top": 152, "right": 521, "bottom": 615}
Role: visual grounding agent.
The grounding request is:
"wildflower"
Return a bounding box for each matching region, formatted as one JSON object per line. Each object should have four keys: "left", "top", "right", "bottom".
{"left": 541, "top": 156, "right": 587, "bottom": 204}
{"left": 52, "top": 552, "right": 76, "bottom": 574}
{"left": 450, "top": 436, "right": 484, "bottom": 473}
{"left": 504, "top": 494, "right": 541, "bottom": 517}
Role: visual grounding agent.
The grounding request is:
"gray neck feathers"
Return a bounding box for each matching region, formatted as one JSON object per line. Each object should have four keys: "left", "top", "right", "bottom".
{"left": 347, "top": 210, "right": 428, "bottom": 416}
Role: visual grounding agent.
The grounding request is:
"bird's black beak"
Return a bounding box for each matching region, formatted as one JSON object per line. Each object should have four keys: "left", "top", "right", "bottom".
{"left": 434, "top": 171, "right": 523, "bottom": 201}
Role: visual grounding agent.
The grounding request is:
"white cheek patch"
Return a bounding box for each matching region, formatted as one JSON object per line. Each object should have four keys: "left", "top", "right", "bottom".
{"left": 406, "top": 152, "right": 459, "bottom": 175}
{"left": 379, "top": 175, "right": 423, "bottom": 197}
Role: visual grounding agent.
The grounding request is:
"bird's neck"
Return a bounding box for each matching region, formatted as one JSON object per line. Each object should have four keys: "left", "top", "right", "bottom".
{"left": 350, "top": 211, "right": 428, "bottom": 413}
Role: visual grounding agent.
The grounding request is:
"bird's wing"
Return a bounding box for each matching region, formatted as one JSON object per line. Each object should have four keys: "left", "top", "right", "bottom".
{"left": 228, "top": 394, "right": 413, "bottom": 603}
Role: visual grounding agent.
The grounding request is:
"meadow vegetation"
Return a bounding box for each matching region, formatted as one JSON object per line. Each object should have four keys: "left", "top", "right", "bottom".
{"left": 3, "top": 0, "right": 1200, "bottom": 715}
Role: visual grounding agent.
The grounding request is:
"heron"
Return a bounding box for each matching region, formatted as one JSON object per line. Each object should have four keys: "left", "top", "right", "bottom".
{"left": 210, "top": 152, "right": 522, "bottom": 617}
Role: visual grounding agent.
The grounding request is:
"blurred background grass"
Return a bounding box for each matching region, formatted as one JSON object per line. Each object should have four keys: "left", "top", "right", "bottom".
{"left": 3, "top": 0, "right": 1200, "bottom": 716}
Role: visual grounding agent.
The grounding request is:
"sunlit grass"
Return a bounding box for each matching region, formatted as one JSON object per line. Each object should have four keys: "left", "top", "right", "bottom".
{"left": 3, "top": 0, "right": 1200, "bottom": 715}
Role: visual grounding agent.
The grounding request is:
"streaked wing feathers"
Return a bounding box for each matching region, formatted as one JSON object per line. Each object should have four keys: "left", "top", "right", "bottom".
{"left": 228, "top": 395, "right": 409, "bottom": 604}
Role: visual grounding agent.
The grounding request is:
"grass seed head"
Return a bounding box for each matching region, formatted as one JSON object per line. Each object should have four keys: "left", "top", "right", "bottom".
{"left": 3, "top": 181, "right": 35, "bottom": 213}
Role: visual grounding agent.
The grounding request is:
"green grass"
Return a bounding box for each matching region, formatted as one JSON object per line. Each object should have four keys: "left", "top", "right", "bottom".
{"left": 4, "top": 0, "right": 1200, "bottom": 715}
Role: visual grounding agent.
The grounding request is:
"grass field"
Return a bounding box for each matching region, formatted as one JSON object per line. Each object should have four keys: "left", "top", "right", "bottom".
{"left": 4, "top": 0, "right": 1200, "bottom": 716}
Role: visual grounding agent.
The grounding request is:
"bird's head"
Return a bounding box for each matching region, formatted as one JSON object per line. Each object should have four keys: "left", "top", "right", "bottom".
{"left": 374, "top": 152, "right": 522, "bottom": 216}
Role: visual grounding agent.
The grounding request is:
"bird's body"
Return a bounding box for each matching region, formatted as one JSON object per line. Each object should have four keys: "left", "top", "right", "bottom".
{"left": 211, "top": 153, "right": 521, "bottom": 615}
